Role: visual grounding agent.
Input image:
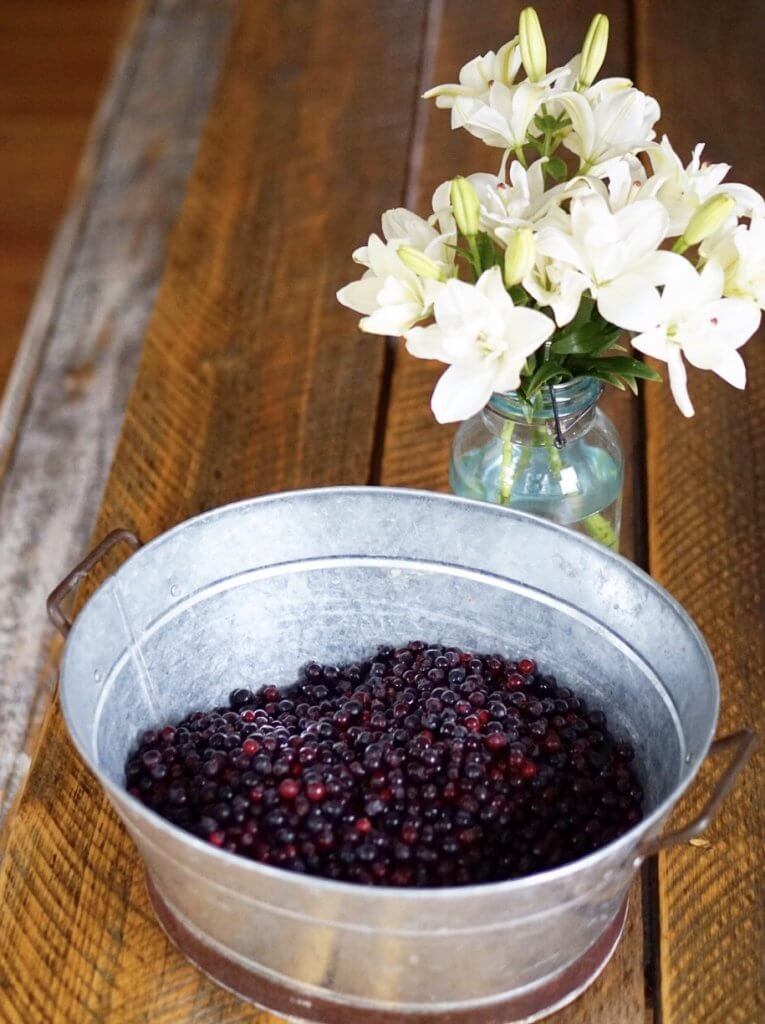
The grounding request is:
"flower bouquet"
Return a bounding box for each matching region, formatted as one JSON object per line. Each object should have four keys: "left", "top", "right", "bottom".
{"left": 337, "top": 7, "right": 764, "bottom": 547}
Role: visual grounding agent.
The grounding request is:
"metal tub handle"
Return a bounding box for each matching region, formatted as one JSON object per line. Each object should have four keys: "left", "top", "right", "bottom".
{"left": 47, "top": 528, "right": 143, "bottom": 637}
{"left": 638, "top": 728, "right": 758, "bottom": 858}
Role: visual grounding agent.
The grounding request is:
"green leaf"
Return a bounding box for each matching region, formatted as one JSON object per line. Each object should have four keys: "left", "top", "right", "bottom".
{"left": 581, "top": 356, "right": 662, "bottom": 381}
{"left": 476, "top": 231, "right": 501, "bottom": 270}
{"left": 522, "top": 351, "right": 538, "bottom": 377}
{"left": 534, "top": 113, "right": 560, "bottom": 132}
{"left": 525, "top": 360, "right": 572, "bottom": 398}
{"left": 509, "top": 284, "right": 530, "bottom": 305}
{"left": 586, "top": 368, "right": 627, "bottom": 391}
{"left": 545, "top": 156, "right": 568, "bottom": 181}
{"left": 551, "top": 321, "right": 620, "bottom": 355}
{"left": 445, "top": 243, "right": 476, "bottom": 262}
{"left": 569, "top": 295, "right": 595, "bottom": 330}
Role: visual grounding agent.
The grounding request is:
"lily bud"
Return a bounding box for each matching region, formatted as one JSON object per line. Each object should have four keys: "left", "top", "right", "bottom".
{"left": 519, "top": 8, "right": 547, "bottom": 82}
{"left": 495, "top": 36, "right": 520, "bottom": 86}
{"left": 578, "top": 14, "right": 609, "bottom": 89}
{"left": 450, "top": 176, "right": 481, "bottom": 237}
{"left": 681, "top": 194, "right": 736, "bottom": 247}
{"left": 503, "top": 228, "right": 535, "bottom": 287}
{"left": 397, "top": 245, "right": 444, "bottom": 281}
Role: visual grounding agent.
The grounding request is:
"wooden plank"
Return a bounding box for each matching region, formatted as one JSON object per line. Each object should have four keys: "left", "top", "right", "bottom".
{"left": 0, "top": 1, "right": 429, "bottom": 1021}
{"left": 0, "top": 0, "right": 236, "bottom": 824}
{"left": 378, "top": 3, "right": 649, "bottom": 1022}
{"left": 0, "top": 0, "right": 127, "bottom": 398}
{"left": 636, "top": 3, "right": 765, "bottom": 1022}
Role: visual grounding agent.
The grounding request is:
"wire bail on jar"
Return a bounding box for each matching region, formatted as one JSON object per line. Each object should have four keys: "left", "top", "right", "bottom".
{"left": 548, "top": 383, "right": 594, "bottom": 449}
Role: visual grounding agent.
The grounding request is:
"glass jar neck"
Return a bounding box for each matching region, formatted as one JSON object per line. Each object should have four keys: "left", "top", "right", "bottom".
{"left": 483, "top": 377, "right": 603, "bottom": 444}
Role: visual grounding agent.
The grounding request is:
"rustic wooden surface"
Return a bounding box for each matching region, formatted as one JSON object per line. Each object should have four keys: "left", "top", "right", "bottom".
{"left": 636, "top": 2, "right": 765, "bottom": 1023}
{"left": 0, "top": 0, "right": 236, "bottom": 822}
{"left": 0, "top": 0, "right": 127, "bottom": 398}
{"left": 0, "top": 0, "right": 761, "bottom": 1022}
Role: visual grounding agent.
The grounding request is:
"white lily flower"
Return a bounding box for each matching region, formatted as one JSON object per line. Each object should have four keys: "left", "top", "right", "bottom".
{"left": 534, "top": 193, "right": 670, "bottom": 329}
{"left": 628, "top": 259, "right": 760, "bottom": 416}
{"left": 404, "top": 266, "right": 555, "bottom": 422}
{"left": 352, "top": 207, "right": 454, "bottom": 267}
{"left": 452, "top": 80, "right": 547, "bottom": 151}
{"left": 431, "top": 160, "right": 578, "bottom": 242}
{"left": 422, "top": 39, "right": 522, "bottom": 113}
{"left": 645, "top": 137, "right": 765, "bottom": 238}
{"left": 702, "top": 214, "right": 765, "bottom": 309}
{"left": 531, "top": 57, "right": 627, "bottom": 105}
{"left": 523, "top": 252, "right": 591, "bottom": 327}
{"left": 593, "top": 155, "right": 666, "bottom": 209}
{"left": 337, "top": 231, "right": 448, "bottom": 336}
{"left": 557, "top": 85, "right": 660, "bottom": 173}
{"left": 646, "top": 137, "right": 729, "bottom": 236}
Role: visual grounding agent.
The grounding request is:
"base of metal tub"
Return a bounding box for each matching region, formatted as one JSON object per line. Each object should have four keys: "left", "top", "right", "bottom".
{"left": 147, "top": 876, "right": 627, "bottom": 1024}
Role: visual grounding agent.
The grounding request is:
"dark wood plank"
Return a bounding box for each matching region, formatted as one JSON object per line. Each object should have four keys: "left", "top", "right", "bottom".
{"left": 0, "top": 0, "right": 127, "bottom": 398}
{"left": 636, "top": 3, "right": 765, "bottom": 1022}
{"left": 0, "top": 0, "right": 235, "bottom": 826}
{"left": 0, "top": 1, "right": 429, "bottom": 1020}
{"left": 378, "top": 3, "right": 648, "bottom": 1021}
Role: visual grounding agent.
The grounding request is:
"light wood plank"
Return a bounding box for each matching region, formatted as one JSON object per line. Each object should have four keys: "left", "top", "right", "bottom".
{"left": 0, "top": 0, "right": 236, "bottom": 823}
{"left": 379, "top": 3, "right": 648, "bottom": 1021}
{"left": 636, "top": 2, "right": 765, "bottom": 1022}
{"left": 0, "top": 1, "right": 429, "bottom": 1020}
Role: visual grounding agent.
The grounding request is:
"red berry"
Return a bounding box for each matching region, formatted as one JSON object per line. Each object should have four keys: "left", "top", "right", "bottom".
{"left": 278, "top": 779, "right": 300, "bottom": 800}
{"left": 543, "top": 731, "right": 562, "bottom": 753}
{"left": 401, "top": 823, "right": 418, "bottom": 844}
{"left": 242, "top": 738, "right": 260, "bottom": 756}
{"left": 306, "top": 780, "right": 326, "bottom": 803}
{"left": 507, "top": 749, "right": 524, "bottom": 772}
{"left": 518, "top": 658, "right": 536, "bottom": 675}
{"left": 208, "top": 831, "right": 225, "bottom": 847}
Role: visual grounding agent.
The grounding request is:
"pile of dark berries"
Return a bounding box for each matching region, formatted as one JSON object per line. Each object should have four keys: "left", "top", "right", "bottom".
{"left": 125, "top": 643, "right": 643, "bottom": 887}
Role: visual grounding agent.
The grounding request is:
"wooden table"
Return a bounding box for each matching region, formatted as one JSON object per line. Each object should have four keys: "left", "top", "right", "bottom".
{"left": 0, "top": 2, "right": 761, "bottom": 1022}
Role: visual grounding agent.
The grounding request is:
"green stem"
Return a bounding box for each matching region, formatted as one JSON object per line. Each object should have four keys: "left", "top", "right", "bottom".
{"left": 498, "top": 419, "right": 515, "bottom": 505}
{"left": 496, "top": 395, "right": 619, "bottom": 551}
{"left": 581, "top": 512, "right": 619, "bottom": 551}
{"left": 543, "top": 429, "right": 619, "bottom": 549}
{"left": 513, "top": 145, "right": 528, "bottom": 168}
{"left": 467, "top": 235, "right": 482, "bottom": 279}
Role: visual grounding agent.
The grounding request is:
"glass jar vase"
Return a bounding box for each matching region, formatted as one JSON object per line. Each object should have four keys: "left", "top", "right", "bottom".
{"left": 449, "top": 377, "right": 624, "bottom": 549}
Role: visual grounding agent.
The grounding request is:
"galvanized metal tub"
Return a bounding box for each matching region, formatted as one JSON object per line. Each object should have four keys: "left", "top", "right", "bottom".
{"left": 49, "top": 487, "right": 755, "bottom": 1023}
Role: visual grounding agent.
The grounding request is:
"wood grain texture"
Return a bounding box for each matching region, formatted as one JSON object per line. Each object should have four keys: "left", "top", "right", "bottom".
{"left": 0, "top": 0, "right": 236, "bottom": 823}
{"left": 0, "top": 0, "right": 429, "bottom": 1020}
{"left": 0, "top": 0, "right": 128, "bottom": 398}
{"left": 378, "top": 3, "right": 648, "bottom": 1021}
{"left": 636, "top": 2, "right": 765, "bottom": 1022}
